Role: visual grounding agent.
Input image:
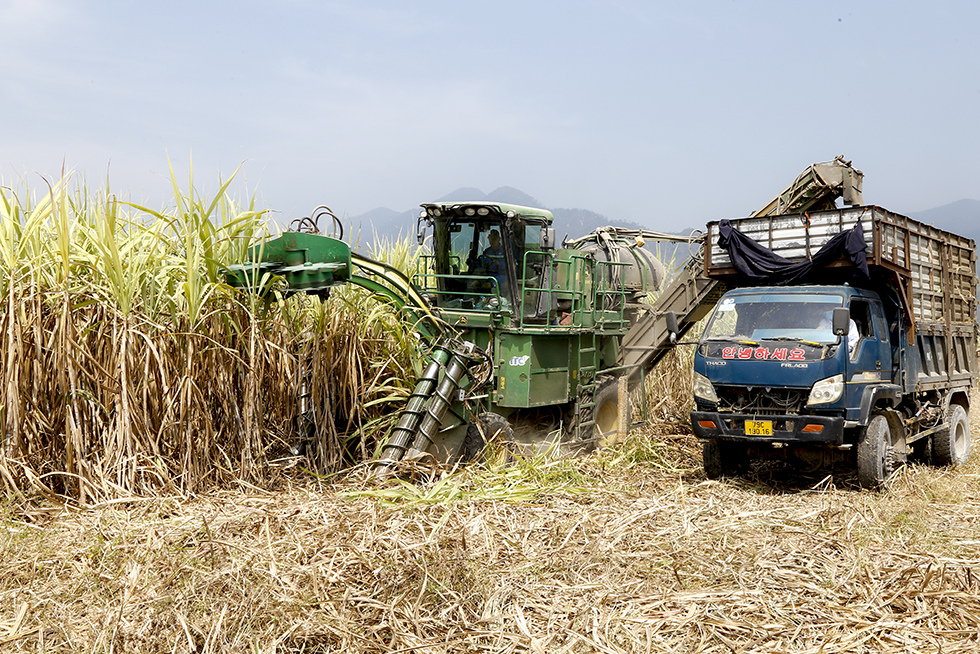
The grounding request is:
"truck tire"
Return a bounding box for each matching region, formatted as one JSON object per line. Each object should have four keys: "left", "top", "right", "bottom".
{"left": 463, "top": 412, "right": 514, "bottom": 462}
{"left": 702, "top": 440, "right": 748, "bottom": 479}
{"left": 933, "top": 404, "right": 971, "bottom": 466}
{"left": 857, "top": 413, "right": 896, "bottom": 490}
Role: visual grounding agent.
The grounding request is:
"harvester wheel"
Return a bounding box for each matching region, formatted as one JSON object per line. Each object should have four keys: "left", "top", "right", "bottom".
{"left": 593, "top": 379, "right": 629, "bottom": 448}
{"left": 933, "top": 404, "right": 971, "bottom": 466}
{"left": 464, "top": 412, "right": 514, "bottom": 462}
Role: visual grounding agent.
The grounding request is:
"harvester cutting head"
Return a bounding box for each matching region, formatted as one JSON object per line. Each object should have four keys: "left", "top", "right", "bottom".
{"left": 225, "top": 200, "right": 673, "bottom": 472}
{"left": 223, "top": 231, "right": 353, "bottom": 297}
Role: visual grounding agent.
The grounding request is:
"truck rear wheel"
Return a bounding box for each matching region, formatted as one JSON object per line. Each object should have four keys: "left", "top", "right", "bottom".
{"left": 857, "top": 413, "right": 896, "bottom": 490}
{"left": 463, "top": 412, "right": 514, "bottom": 462}
{"left": 933, "top": 404, "right": 971, "bottom": 466}
{"left": 702, "top": 440, "right": 748, "bottom": 479}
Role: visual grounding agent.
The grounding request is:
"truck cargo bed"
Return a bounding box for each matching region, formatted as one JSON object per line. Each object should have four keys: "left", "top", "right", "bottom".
{"left": 705, "top": 206, "right": 977, "bottom": 326}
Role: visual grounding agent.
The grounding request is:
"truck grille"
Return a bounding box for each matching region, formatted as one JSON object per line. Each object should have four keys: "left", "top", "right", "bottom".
{"left": 714, "top": 386, "right": 808, "bottom": 415}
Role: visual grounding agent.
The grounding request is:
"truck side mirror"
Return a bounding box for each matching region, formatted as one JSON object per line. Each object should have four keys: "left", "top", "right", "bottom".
{"left": 540, "top": 227, "right": 556, "bottom": 250}
{"left": 666, "top": 311, "right": 680, "bottom": 344}
{"left": 832, "top": 307, "right": 850, "bottom": 336}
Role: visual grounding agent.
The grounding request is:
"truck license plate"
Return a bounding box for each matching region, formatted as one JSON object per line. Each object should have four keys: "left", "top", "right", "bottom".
{"left": 744, "top": 420, "right": 773, "bottom": 436}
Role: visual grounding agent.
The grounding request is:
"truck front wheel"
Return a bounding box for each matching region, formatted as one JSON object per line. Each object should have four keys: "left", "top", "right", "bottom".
{"left": 933, "top": 404, "right": 971, "bottom": 466}
{"left": 703, "top": 440, "right": 748, "bottom": 479}
{"left": 857, "top": 413, "right": 897, "bottom": 490}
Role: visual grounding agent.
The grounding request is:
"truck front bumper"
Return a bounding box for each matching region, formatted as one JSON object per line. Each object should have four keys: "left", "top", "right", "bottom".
{"left": 690, "top": 411, "right": 846, "bottom": 445}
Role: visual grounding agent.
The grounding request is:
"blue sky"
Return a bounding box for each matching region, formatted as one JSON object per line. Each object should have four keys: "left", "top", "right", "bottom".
{"left": 2, "top": 0, "right": 978, "bottom": 231}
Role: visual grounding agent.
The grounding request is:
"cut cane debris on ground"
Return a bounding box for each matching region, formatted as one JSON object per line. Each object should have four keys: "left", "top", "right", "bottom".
{"left": 2, "top": 417, "right": 979, "bottom": 653}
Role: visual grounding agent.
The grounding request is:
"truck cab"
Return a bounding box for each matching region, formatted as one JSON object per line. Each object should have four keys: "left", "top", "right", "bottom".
{"left": 691, "top": 285, "right": 894, "bottom": 452}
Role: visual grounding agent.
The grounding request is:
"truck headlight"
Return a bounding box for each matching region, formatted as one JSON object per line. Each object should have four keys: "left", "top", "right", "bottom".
{"left": 693, "top": 372, "right": 719, "bottom": 403}
{"left": 808, "top": 374, "right": 844, "bottom": 405}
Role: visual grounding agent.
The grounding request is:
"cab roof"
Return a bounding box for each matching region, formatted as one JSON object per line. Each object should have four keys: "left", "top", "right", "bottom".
{"left": 419, "top": 201, "right": 554, "bottom": 224}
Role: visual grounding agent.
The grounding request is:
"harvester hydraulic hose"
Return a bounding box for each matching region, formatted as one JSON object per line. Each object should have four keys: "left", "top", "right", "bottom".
{"left": 404, "top": 345, "right": 474, "bottom": 459}
{"left": 377, "top": 343, "right": 453, "bottom": 466}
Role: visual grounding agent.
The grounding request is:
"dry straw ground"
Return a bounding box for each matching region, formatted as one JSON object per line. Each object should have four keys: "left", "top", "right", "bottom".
{"left": 2, "top": 409, "right": 979, "bottom": 653}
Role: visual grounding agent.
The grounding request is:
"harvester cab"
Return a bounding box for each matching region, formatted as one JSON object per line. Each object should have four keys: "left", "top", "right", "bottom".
{"left": 415, "top": 202, "right": 557, "bottom": 321}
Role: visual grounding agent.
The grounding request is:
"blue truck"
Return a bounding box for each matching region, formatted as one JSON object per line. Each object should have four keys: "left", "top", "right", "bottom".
{"left": 688, "top": 206, "right": 977, "bottom": 488}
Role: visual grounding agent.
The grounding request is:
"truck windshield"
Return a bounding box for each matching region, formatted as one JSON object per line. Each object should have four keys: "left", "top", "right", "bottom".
{"left": 703, "top": 293, "right": 844, "bottom": 343}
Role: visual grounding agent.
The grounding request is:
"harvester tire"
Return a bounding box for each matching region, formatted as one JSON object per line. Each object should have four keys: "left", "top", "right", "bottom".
{"left": 593, "top": 379, "right": 629, "bottom": 448}
{"left": 464, "top": 412, "right": 514, "bottom": 462}
{"left": 933, "top": 404, "right": 971, "bottom": 466}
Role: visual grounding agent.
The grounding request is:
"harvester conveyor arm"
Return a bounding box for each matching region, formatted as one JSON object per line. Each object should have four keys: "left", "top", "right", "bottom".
{"left": 751, "top": 156, "right": 864, "bottom": 218}
{"left": 619, "top": 252, "right": 725, "bottom": 377}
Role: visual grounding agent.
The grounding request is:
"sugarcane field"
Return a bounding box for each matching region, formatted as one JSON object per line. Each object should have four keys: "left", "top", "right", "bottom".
{"left": 1, "top": 164, "right": 979, "bottom": 654}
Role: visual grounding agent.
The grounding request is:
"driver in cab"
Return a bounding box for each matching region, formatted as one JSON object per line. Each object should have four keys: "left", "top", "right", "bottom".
{"left": 475, "top": 230, "right": 506, "bottom": 290}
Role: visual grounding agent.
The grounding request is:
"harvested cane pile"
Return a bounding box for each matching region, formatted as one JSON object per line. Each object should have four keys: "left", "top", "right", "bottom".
{"left": 2, "top": 422, "right": 980, "bottom": 652}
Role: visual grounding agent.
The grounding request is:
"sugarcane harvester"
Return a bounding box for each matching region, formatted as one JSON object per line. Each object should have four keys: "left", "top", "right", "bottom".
{"left": 224, "top": 203, "right": 672, "bottom": 468}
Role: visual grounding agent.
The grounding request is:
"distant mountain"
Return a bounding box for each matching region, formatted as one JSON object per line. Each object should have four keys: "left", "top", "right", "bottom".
{"left": 435, "top": 187, "right": 488, "bottom": 203}
{"left": 908, "top": 199, "right": 980, "bottom": 246}
{"left": 349, "top": 187, "right": 660, "bottom": 247}
{"left": 486, "top": 186, "right": 546, "bottom": 208}
{"left": 346, "top": 206, "right": 416, "bottom": 248}
{"left": 347, "top": 189, "right": 980, "bottom": 260}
